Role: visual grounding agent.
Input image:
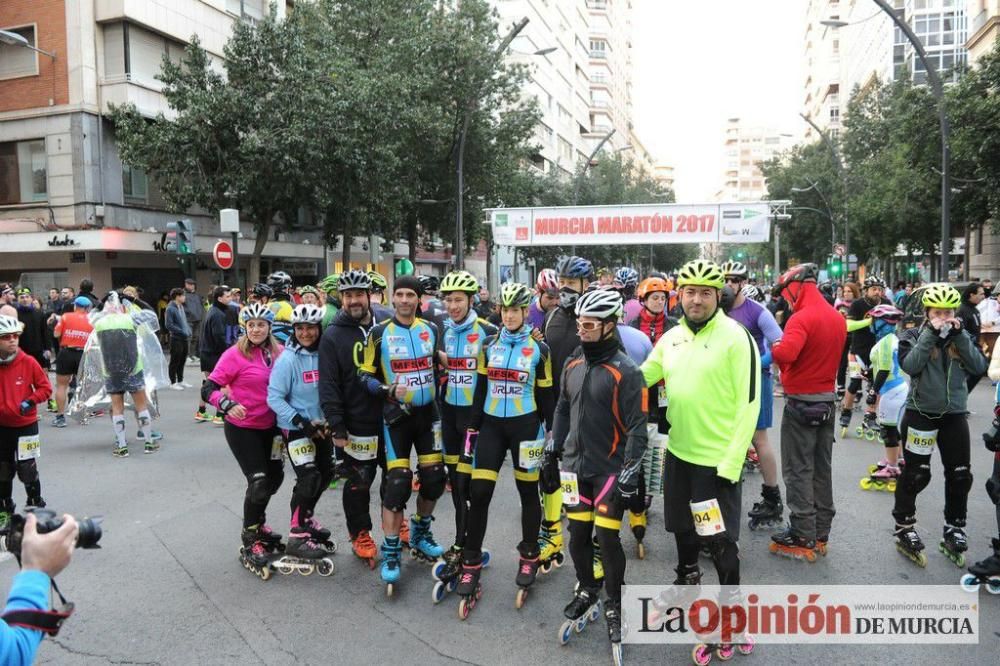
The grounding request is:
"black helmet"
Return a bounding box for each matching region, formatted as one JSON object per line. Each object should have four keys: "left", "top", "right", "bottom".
{"left": 266, "top": 271, "right": 293, "bottom": 293}
{"left": 252, "top": 283, "right": 274, "bottom": 298}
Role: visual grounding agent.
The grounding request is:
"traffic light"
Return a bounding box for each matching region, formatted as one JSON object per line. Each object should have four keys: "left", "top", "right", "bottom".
{"left": 736, "top": 251, "right": 745, "bottom": 260}
{"left": 908, "top": 264, "right": 917, "bottom": 276}
{"left": 830, "top": 262, "right": 841, "bottom": 277}
{"left": 166, "top": 220, "right": 195, "bottom": 255}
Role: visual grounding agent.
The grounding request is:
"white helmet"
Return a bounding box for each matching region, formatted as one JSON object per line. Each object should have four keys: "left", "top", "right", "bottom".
{"left": 292, "top": 303, "right": 324, "bottom": 325}
{"left": 0, "top": 315, "right": 23, "bottom": 336}
{"left": 575, "top": 288, "right": 623, "bottom": 320}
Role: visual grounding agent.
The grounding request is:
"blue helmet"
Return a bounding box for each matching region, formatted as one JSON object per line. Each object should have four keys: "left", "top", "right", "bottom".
{"left": 614, "top": 267, "right": 639, "bottom": 290}
{"left": 556, "top": 255, "right": 594, "bottom": 280}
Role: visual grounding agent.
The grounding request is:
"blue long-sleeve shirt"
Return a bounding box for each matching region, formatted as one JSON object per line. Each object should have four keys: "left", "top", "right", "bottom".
{"left": 1, "top": 570, "right": 50, "bottom": 665}
{"left": 267, "top": 343, "right": 324, "bottom": 431}
{"left": 164, "top": 302, "right": 191, "bottom": 339}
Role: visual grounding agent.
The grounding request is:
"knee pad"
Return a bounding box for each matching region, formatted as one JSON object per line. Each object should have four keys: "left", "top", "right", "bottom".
{"left": 15, "top": 460, "right": 38, "bottom": 485}
{"left": 986, "top": 472, "right": 1000, "bottom": 506}
{"left": 708, "top": 538, "right": 740, "bottom": 578}
{"left": 848, "top": 377, "right": 862, "bottom": 394}
{"left": 944, "top": 465, "right": 974, "bottom": 495}
{"left": 296, "top": 463, "right": 321, "bottom": 497}
{"left": 248, "top": 472, "right": 270, "bottom": 505}
{"left": 0, "top": 461, "right": 15, "bottom": 483}
{"left": 900, "top": 463, "right": 932, "bottom": 495}
{"left": 383, "top": 467, "right": 413, "bottom": 512}
{"left": 418, "top": 463, "right": 447, "bottom": 501}
{"left": 345, "top": 462, "right": 377, "bottom": 490}
{"left": 882, "top": 426, "right": 900, "bottom": 448}
{"left": 865, "top": 390, "right": 877, "bottom": 406}
{"left": 267, "top": 470, "right": 284, "bottom": 496}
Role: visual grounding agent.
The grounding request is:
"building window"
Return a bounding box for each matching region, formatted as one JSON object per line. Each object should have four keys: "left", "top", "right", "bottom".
{"left": 227, "top": 0, "right": 265, "bottom": 22}
{"left": 830, "top": 106, "right": 840, "bottom": 122}
{"left": 0, "top": 139, "right": 47, "bottom": 205}
{"left": 122, "top": 164, "right": 148, "bottom": 203}
{"left": 0, "top": 25, "right": 38, "bottom": 80}
{"left": 589, "top": 39, "right": 607, "bottom": 58}
{"left": 104, "top": 23, "right": 186, "bottom": 86}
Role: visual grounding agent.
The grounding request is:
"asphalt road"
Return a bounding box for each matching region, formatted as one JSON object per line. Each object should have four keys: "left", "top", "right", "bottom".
{"left": 3, "top": 371, "right": 998, "bottom": 665}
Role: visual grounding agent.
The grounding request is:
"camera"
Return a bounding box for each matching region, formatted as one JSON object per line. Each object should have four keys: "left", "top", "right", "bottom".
{"left": 0, "top": 508, "right": 103, "bottom": 557}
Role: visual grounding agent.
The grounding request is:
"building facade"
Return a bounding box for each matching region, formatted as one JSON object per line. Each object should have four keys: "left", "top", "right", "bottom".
{"left": 0, "top": 0, "right": 333, "bottom": 300}
{"left": 718, "top": 117, "right": 794, "bottom": 203}
{"left": 803, "top": 0, "right": 844, "bottom": 140}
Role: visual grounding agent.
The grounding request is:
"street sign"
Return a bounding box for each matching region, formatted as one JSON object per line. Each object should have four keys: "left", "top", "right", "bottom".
{"left": 213, "top": 240, "right": 235, "bottom": 270}
{"left": 834, "top": 243, "right": 846, "bottom": 256}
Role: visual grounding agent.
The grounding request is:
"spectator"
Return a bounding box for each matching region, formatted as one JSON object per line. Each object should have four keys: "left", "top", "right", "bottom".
{"left": 978, "top": 288, "right": 999, "bottom": 328}
{"left": 225, "top": 287, "right": 242, "bottom": 345}
{"left": 474, "top": 287, "right": 495, "bottom": 320}
{"left": 15, "top": 288, "right": 50, "bottom": 371}
{"left": 77, "top": 279, "right": 100, "bottom": 309}
{"left": 196, "top": 286, "right": 231, "bottom": 424}
{"left": 45, "top": 289, "right": 60, "bottom": 315}
{"left": 958, "top": 282, "right": 985, "bottom": 347}
{"left": 164, "top": 288, "right": 192, "bottom": 390}
{"left": 982, "top": 278, "right": 994, "bottom": 298}
{"left": 55, "top": 287, "right": 75, "bottom": 315}
{"left": 182, "top": 278, "right": 205, "bottom": 362}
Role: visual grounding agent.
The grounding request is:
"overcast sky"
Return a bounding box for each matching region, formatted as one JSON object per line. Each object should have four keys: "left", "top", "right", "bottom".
{"left": 632, "top": 0, "right": 807, "bottom": 201}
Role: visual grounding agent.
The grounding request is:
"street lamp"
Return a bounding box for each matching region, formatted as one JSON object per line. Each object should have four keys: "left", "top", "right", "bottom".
{"left": 0, "top": 29, "right": 56, "bottom": 58}
{"left": 824, "top": 1, "right": 951, "bottom": 279}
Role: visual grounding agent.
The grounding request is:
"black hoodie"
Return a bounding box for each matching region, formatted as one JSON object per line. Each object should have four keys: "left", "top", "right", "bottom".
{"left": 319, "top": 307, "right": 382, "bottom": 439}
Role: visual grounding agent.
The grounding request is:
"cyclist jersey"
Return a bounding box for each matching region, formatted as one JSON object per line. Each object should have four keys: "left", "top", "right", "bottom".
{"left": 477, "top": 325, "right": 553, "bottom": 419}
{"left": 269, "top": 298, "right": 295, "bottom": 344}
{"left": 54, "top": 311, "right": 93, "bottom": 349}
{"left": 360, "top": 316, "right": 439, "bottom": 407}
{"left": 869, "top": 333, "right": 906, "bottom": 394}
{"left": 441, "top": 311, "right": 496, "bottom": 407}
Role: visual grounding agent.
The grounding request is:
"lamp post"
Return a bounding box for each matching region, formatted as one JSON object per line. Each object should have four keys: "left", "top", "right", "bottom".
{"left": 823, "top": 0, "right": 951, "bottom": 279}
{"left": 455, "top": 18, "right": 543, "bottom": 270}
{"left": 0, "top": 29, "right": 56, "bottom": 58}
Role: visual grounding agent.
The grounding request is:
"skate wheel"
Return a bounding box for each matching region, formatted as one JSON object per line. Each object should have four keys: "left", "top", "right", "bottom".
{"left": 768, "top": 542, "right": 779, "bottom": 554}
{"left": 840, "top": 427, "right": 848, "bottom": 438}
{"left": 515, "top": 587, "right": 528, "bottom": 609}
{"left": 539, "top": 561, "right": 553, "bottom": 575}
{"left": 386, "top": 583, "right": 394, "bottom": 597}
{"left": 804, "top": 550, "right": 817, "bottom": 563}
{"left": 589, "top": 602, "right": 602, "bottom": 622}
{"left": 277, "top": 562, "right": 294, "bottom": 575}
{"left": 960, "top": 573, "right": 980, "bottom": 593}
{"left": 716, "top": 644, "right": 735, "bottom": 661}
{"left": 553, "top": 551, "right": 565, "bottom": 567}
{"left": 317, "top": 559, "right": 335, "bottom": 577}
{"left": 432, "top": 581, "right": 447, "bottom": 604}
{"left": 432, "top": 561, "right": 447, "bottom": 580}
{"left": 737, "top": 636, "right": 755, "bottom": 655}
{"left": 887, "top": 480, "right": 897, "bottom": 492}
{"left": 574, "top": 617, "right": 586, "bottom": 633}
{"left": 482, "top": 550, "right": 492, "bottom": 567}
{"left": 692, "top": 643, "right": 713, "bottom": 666}
{"left": 298, "top": 564, "right": 314, "bottom": 576}
{"left": 987, "top": 577, "right": 1000, "bottom": 595}
{"left": 611, "top": 642, "right": 623, "bottom": 666}
{"left": 328, "top": 541, "right": 338, "bottom": 554}
{"left": 558, "top": 620, "right": 574, "bottom": 645}
{"left": 259, "top": 566, "right": 271, "bottom": 581}
{"left": 458, "top": 597, "right": 471, "bottom": 620}
{"left": 859, "top": 478, "right": 872, "bottom": 490}
{"left": 637, "top": 542, "right": 646, "bottom": 560}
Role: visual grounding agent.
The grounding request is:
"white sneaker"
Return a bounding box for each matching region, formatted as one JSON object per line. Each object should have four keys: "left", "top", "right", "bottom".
{"left": 169, "top": 383, "right": 185, "bottom": 391}
{"left": 181, "top": 381, "right": 193, "bottom": 388}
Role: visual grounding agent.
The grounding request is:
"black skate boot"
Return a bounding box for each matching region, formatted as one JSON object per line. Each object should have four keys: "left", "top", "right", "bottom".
{"left": 769, "top": 528, "right": 817, "bottom": 562}
{"left": 961, "top": 538, "right": 1000, "bottom": 594}
{"left": 606, "top": 599, "right": 624, "bottom": 665}
{"left": 939, "top": 523, "right": 968, "bottom": 567}
{"left": 559, "top": 587, "right": 602, "bottom": 644}
{"left": 747, "top": 484, "right": 783, "bottom": 530}
{"left": 456, "top": 557, "right": 483, "bottom": 620}
{"left": 894, "top": 523, "right": 927, "bottom": 567}
{"left": 239, "top": 527, "right": 273, "bottom": 580}
{"left": 515, "top": 543, "right": 540, "bottom": 609}
{"left": 838, "top": 408, "right": 852, "bottom": 438}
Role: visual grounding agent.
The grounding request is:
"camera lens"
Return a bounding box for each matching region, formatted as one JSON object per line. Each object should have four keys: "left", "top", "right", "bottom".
{"left": 76, "top": 518, "right": 102, "bottom": 549}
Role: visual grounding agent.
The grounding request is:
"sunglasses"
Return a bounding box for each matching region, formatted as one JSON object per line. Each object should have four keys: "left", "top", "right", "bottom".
{"left": 0, "top": 333, "right": 20, "bottom": 341}
{"left": 576, "top": 321, "right": 603, "bottom": 332}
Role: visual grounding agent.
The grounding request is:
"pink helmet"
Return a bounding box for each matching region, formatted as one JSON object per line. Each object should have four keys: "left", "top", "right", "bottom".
{"left": 868, "top": 304, "right": 903, "bottom": 323}
{"left": 536, "top": 268, "right": 559, "bottom": 294}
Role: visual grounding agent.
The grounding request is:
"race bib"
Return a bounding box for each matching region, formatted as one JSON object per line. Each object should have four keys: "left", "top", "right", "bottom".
{"left": 17, "top": 435, "right": 40, "bottom": 461}
{"left": 519, "top": 439, "right": 545, "bottom": 470}
{"left": 432, "top": 421, "right": 443, "bottom": 452}
{"left": 657, "top": 384, "right": 668, "bottom": 408}
{"left": 905, "top": 427, "right": 938, "bottom": 456}
{"left": 848, "top": 360, "right": 862, "bottom": 379}
{"left": 690, "top": 498, "right": 726, "bottom": 537}
{"left": 560, "top": 471, "right": 580, "bottom": 506}
{"left": 287, "top": 438, "right": 317, "bottom": 466}
{"left": 271, "top": 435, "right": 285, "bottom": 461}
{"left": 346, "top": 433, "right": 378, "bottom": 461}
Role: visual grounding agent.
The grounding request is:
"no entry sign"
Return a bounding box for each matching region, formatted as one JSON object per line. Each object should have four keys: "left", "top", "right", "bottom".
{"left": 213, "top": 240, "right": 235, "bottom": 270}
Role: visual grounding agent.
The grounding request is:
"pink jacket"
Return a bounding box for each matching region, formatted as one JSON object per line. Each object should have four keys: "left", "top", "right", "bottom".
{"left": 207, "top": 344, "right": 283, "bottom": 430}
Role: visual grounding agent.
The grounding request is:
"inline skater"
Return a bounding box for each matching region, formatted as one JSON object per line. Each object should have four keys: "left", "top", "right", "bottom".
{"left": 626, "top": 276, "right": 678, "bottom": 557}
{"left": 859, "top": 304, "right": 907, "bottom": 492}
{"left": 297, "top": 285, "right": 322, "bottom": 307}
{"left": 266, "top": 271, "right": 295, "bottom": 345}
{"left": 359, "top": 276, "right": 446, "bottom": 594}
{"left": 840, "top": 275, "right": 891, "bottom": 438}
{"left": 545, "top": 288, "right": 646, "bottom": 665}
{"left": 455, "top": 283, "right": 553, "bottom": 616}
{"left": 318, "top": 270, "right": 391, "bottom": 568}
{"left": 435, "top": 271, "right": 496, "bottom": 595}
{"left": 318, "top": 274, "right": 340, "bottom": 330}
{"left": 418, "top": 275, "right": 445, "bottom": 322}
{"left": 0, "top": 314, "right": 51, "bottom": 524}
{"left": 892, "top": 284, "right": 987, "bottom": 568}
{"left": 537, "top": 255, "right": 595, "bottom": 572}
{"left": 49, "top": 297, "right": 93, "bottom": 428}
{"left": 614, "top": 267, "right": 641, "bottom": 323}
{"left": 528, "top": 269, "right": 560, "bottom": 330}
{"left": 367, "top": 271, "right": 394, "bottom": 322}
{"left": 962, "top": 350, "right": 1000, "bottom": 592}
{"left": 202, "top": 303, "right": 285, "bottom": 580}
{"left": 266, "top": 303, "right": 336, "bottom": 575}
{"left": 640, "top": 260, "right": 759, "bottom": 657}
{"left": 719, "top": 261, "right": 785, "bottom": 532}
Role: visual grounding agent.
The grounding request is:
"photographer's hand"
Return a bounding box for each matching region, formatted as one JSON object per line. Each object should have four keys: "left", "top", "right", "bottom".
{"left": 20, "top": 514, "right": 78, "bottom": 579}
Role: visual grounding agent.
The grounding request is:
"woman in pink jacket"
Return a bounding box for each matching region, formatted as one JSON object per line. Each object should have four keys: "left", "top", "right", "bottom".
{"left": 201, "top": 303, "right": 284, "bottom": 579}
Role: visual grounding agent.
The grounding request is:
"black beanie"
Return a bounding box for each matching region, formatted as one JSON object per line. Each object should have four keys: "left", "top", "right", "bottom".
{"left": 394, "top": 275, "right": 422, "bottom": 296}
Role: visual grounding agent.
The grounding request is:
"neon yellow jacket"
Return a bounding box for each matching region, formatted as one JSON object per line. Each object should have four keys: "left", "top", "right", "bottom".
{"left": 640, "top": 312, "right": 760, "bottom": 482}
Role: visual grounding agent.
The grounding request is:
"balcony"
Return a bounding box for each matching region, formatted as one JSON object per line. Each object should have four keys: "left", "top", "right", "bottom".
{"left": 589, "top": 50, "right": 607, "bottom": 59}
{"left": 586, "top": 0, "right": 608, "bottom": 12}
{"left": 100, "top": 74, "right": 174, "bottom": 119}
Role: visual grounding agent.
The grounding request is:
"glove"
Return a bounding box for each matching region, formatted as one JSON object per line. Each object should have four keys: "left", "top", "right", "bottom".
{"left": 217, "top": 395, "right": 237, "bottom": 415}
{"left": 293, "top": 414, "right": 318, "bottom": 439}
{"left": 615, "top": 458, "right": 643, "bottom": 503}
{"left": 18, "top": 400, "right": 34, "bottom": 416}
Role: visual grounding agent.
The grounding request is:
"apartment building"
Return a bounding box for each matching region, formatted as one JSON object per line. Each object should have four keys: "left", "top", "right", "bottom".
{"left": 719, "top": 117, "right": 794, "bottom": 203}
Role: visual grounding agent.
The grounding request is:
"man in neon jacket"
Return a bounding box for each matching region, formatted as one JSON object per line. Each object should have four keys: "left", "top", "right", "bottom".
{"left": 640, "top": 260, "right": 760, "bottom": 588}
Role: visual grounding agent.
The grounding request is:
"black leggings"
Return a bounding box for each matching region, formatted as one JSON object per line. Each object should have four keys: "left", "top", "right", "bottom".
{"left": 339, "top": 429, "right": 384, "bottom": 538}
{"left": 284, "top": 429, "right": 334, "bottom": 529}
{"left": 168, "top": 337, "right": 187, "bottom": 384}
{"left": 441, "top": 403, "right": 474, "bottom": 549}
{"left": 0, "top": 423, "right": 42, "bottom": 502}
{"left": 566, "top": 476, "right": 626, "bottom": 602}
{"left": 224, "top": 422, "right": 284, "bottom": 530}
{"left": 893, "top": 409, "right": 972, "bottom": 527}
{"left": 463, "top": 413, "right": 542, "bottom": 561}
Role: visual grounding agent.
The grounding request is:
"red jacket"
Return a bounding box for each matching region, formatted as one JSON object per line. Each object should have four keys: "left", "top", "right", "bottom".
{"left": 0, "top": 351, "right": 52, "bottom": 428}
{"left": 772, "top": 283, "right": 846, "bottom": 395}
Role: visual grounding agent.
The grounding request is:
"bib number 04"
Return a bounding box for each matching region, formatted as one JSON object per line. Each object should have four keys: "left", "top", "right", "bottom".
{"left": 690, "top": 498, "right": 725, "bottom": 537}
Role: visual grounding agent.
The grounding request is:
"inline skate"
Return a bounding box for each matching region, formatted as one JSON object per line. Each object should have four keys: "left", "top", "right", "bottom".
{"left": 838, "top": 408, "right": 852, "bottom": 439}
{"left": 456, "top": 559, "right": 483, "bottom": 620}
{"left": 537, "top": 521, "right": 565, "bottom": 573}
{"left": 239, "top": 528, "right": 273, "bottom": 580}
{"left": 646, "top": 563, "right": 701, "bottom": 627}
{"left": 515, "top": 548, "right": 540, "bottom": 610}
{"left": 381, "top": 536, "right": 402, "bottom": 596}
{"left": 857, "top": 411, "right": 879, "bottom": 441}
{"left": 409, "top": 514, "right": 445, "bottom": 563}
{"left": 271, "top": 532, "right": 335, "bottom": 577}
{"left": 300, "top": 515, "right": 336, "bottom": 553}
{"left": 629, "top": 510, "right": 648, "bottom": 559}
{"left": 960, "top": 538, "right": 1000, "bottom": 594}
{"left": 350, "top": 529, "right": 378, "bottom": 570}
{"left": 939, "top": 524, "right": 968, "bottom": 567}
{"left": 606, "top": 599, "right": 624, "bottom": 666}
{"left": 743, "top": 447, "right": 760, "bottom": 475}
{"left": 769, "top": 528, "right": 817, "bottom": 563}
{"left": 432, "top": 547, "right": 491, "bottom": 603}
{"left": 860, "top": 463, "right": 900, "bottom": 492}
{"left": 692, "top": 636, "right": 755, "bottom": 665}
{"left": 894, "top": 524, "right": 927, "bottom": 567}
{"left": 747, "top": 485, "right": 783, "bottom": 530}
{"left": 558, "top": 587, "right": 603, "bottom": 645}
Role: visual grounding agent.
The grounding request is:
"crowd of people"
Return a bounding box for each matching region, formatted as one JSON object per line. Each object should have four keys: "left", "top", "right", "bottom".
{"left": 1, "top": 257, "right": 999, "bottom": 665}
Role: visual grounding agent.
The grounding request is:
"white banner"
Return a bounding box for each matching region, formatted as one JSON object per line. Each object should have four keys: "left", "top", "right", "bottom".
{"left": 487, "top": 203, "right": 771, "bottom": 247}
